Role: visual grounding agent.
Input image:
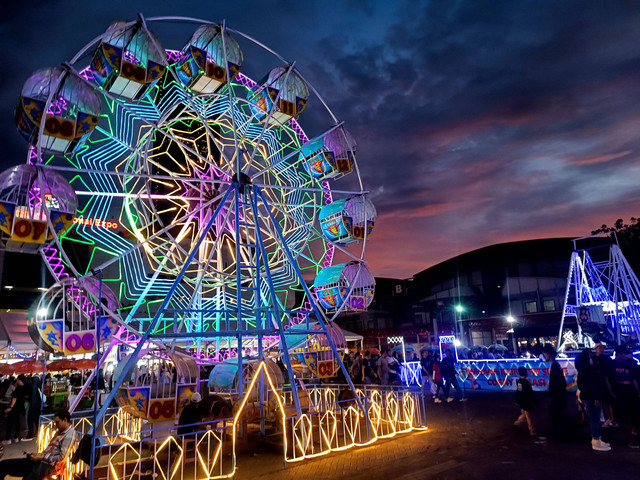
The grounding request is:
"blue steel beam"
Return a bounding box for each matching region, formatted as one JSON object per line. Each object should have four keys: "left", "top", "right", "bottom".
{"left": 89, "top": 184, "right": 235, "bottom": 432}
{"left": 255, "top": 185, "right": 367, "bottom": 415}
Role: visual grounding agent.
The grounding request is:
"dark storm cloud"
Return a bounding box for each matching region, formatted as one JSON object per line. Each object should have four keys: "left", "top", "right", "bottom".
{"left": 296, "top": 1, "right": 640, "bottom": 275}
{"left": 1, "top": 1, "right": 639, "bottom": 277}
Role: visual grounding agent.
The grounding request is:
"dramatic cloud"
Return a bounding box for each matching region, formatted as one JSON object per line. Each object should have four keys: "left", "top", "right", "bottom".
{"left": 1, "top": 1, "right": 639, "bottom": 279}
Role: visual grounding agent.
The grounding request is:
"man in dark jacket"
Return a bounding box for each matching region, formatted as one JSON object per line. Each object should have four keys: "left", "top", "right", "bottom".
{"left": 177, "top": 392, "right": 202, "bottom": 435}
{"left": 612, "top": 345, "right": 640, "bottom": 448}
{"left": 576, "top": 348, "right": 611, "bottom": 451}
{"left": 544, "top": 345, "right": 567, "bottom": 439}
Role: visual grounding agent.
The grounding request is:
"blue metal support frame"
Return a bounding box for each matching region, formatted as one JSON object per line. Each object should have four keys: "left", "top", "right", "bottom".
{"left": 254, "top": 186, "right": 367, "bottom": 415}
{"left": 89, "top": 185, "right": 234, "bottom": 432}
{"left": 250, "top": 186, "right": 302, "bottom": 416}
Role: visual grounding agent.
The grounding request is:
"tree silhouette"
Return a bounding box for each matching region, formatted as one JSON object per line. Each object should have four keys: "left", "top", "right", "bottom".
{"left": 592, "top": 217, "right": 640, "bottom": 275}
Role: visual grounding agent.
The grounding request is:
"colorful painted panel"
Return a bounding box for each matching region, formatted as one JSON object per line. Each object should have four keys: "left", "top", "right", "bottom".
{"left": 347, "top": 287, "right": 374, "bottom": 311}
{"left": 351, "top": 220, "right": 375, "bottom": 240}
{"left": 320, "top": 215, "right": 349, "bottom": 242}
{"left": 304, "top": 151, "right": 337, "bottom": 179}
{"left": 148, "top": 398, "right": 176, "bottom": 423}
{"left": 293, "top": 352, "right": 337, "bottom": 378}
{"left": 48, "top": 212, "right": 75, "bottom": 237}
{"left": 457, "top": 359, "right": 577, "bottom": 392}
{"left": 11, "top": 218, "right": 47, "bottom": 243}
{"left": 43, "top": 115, "right": 76, "bottom": 141}
{"left": 176, "top": 384, "right": 197, "bottom": 415}
{"left": 316, "top": 286, "right": 348, "bottom": 310}
{"left": 38, "top": 320, "right": 63, "bottom": 352}
{"left": 127, "top": 386, "right": 150, "bottom": 417}
{"left": 0, "top": 203, "right": 15, "bottom": 236}
{"left": 97, "top": 316, "right": 119, "bottom": 343}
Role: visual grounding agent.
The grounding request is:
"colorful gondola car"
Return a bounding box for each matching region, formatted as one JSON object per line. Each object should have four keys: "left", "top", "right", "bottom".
{"left": 15, "top": 67, "right": 101, "bottom": 154}
{"left": 176, "top": 24, "right": 243, "bottom": 94}
{"left": 249, "top": 65, "right": 309, "bottom": 126}
{"left": 301, "top": 126, "right": 356, "bottom": 181}
{"left": 313, "top": 261, "right": 375, "bottom": 312}
{"left": 29, "top": 276, "right": 120, "bottom": 355}
{"left": 319, "top": 195, "right": 376, "bottom": 245}
{"left": 91, "top": 20, "right": 167, "bottom": 100}
{"left": 0, "top": 165, "right": 77, "bottom": 251}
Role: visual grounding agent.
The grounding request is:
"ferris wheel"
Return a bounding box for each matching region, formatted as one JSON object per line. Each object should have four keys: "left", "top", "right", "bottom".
{"left": 6, "top": 15, "right": 377, "bottom": 361}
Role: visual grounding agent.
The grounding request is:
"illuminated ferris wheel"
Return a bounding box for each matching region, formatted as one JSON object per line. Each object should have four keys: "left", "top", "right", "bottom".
{"left": 5, "top": 16, "right": 377, "bottom": 359}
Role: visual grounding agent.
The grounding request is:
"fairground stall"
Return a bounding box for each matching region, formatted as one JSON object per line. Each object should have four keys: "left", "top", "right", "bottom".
{"left": 6, "top": 14, "right": 427, "bottom": 480}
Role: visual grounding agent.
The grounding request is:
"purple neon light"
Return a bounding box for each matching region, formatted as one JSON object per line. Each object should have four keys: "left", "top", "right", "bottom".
{"left": 46, "top": 97, "right": 68, "bottom": 116}
{"left": 43, "top": 246, "right": 70, "bottom": 281}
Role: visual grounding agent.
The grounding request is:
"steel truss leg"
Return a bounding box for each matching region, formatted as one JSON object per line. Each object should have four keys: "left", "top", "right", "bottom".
{"left": 88, "top": 185, "right": 234, "bottom": 434}
{"left": 255, "top": 186, "right": 368, "bottom": 418}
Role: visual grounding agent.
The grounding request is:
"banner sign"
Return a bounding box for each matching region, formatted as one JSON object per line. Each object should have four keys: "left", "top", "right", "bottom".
{"left": 456, "top": 359, "right": 577, "bottom": 392}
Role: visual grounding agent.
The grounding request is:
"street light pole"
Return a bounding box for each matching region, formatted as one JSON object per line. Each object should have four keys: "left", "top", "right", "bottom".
{"left": 455, "top": 305, "right": 464, "bottom": 344}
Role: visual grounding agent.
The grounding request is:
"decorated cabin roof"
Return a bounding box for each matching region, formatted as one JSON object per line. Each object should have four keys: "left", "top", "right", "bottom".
{"left": 313, "top": 262, "right": 348, "bottom": 288}
{"left": 0, "top": 165, "right": 78, "bottom": 214}
{"left": 318, "top": 198, "right": 347, "bottom": 221}
{"left": 341, "top": 261, "right": 376, "bottom": 288}
{"left": 102, "top": 21, "right": 166, "bottom": 66}
{"left": 21, "top": 67, "right": 102, "bottom": 116}
{"left": 324, "top": 127, "right": 356, "bottom": 157}
{"left": 189, "top": 25, "right": 243, "bottom": 67}
{"left": 263, "top": 66, "right": 309, "bottom": 101}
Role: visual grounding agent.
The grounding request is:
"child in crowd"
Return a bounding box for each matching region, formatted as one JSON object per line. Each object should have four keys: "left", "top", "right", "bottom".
{"left": 514, "top": 366, "right": 538, "bottom": 435}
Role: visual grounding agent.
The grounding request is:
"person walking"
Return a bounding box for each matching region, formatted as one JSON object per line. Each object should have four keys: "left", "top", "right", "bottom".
{"left": 4, "top": 375, "right": 28, "bottom": 444}
{"left": 612, "top": 345, "right": 640, "bottom": 448}
{"left": 362, "top": 351, "right": 375, "bottom": 384}
{"left": 420, "top": 350, "right": 432, "bottom": 397}
{"left": 26, "top": 376, "right": 42, "bottom": 441}
{"left": 377, "top": 351, "right": 390, "bottom": 386}
{"left": 514, "top": 366, "right": 538, "bottom": 436}
{"left": 432, "top": 355, "right": 445, "bottom": 403}
{"left": 441, "top": 350, "right": 466, "bottom": 402}
{"left": 351, "top": 353, "right": 363, "bottom": 385}
{"left": 575, "top": 348, "right": 611, "bottom": 451}
{"left": 543, "top": 345, "right": 567, "bottom": 440}
{"left": 593, "top": 344, "right": 616, "bottom": 428}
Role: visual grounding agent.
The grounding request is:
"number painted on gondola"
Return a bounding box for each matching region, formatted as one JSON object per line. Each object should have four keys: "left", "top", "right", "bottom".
{"left": 317, "top": 360, "right": 334, "bottom": 378}
{"left": 149, "top": 400, "right": 175, "bottom": 421}
{"left": 44, "top": 116, "right": 75, "bottom": 139}
{"left": 65, "top": 332, "right": 96, "bottom": 354}
{"left": 206, "top": 63, "right": 226, "bottom": 81}
{"left": 12, "top": 219, "right": 47, "bottom": 242}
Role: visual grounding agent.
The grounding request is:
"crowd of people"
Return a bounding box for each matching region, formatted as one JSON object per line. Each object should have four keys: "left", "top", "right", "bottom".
{"left": 338, "top": 348, "right": 468, "bottom": 403}
{"left": 512, "top": 344, "right": 640, "bottom": 452}
{"left": 0, "top": 371, "right": 107, "bottom": 447}
{"left": 575, "top": 344, "right": 640, "bottom": 451}
{"left": 1, "top": 374, "right": 44, "bottom": 445}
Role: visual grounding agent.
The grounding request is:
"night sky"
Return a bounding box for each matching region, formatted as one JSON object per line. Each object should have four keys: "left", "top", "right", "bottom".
{"left": 2, "top": 1, "right": 639, "bottom": 279}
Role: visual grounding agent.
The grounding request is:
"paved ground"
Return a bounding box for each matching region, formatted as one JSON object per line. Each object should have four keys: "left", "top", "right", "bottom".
{"left": 235, "top": 390, "right": 639, "bottom": 480}
{"left": 2, "top": 390, "right": 638, "bottom": 479}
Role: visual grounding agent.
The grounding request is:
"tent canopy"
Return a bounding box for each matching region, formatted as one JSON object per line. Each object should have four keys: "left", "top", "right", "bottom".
{"left": 340, "top": 328, "right": 363, "bottom": 343}
{"left": 0, "top": 311, "right": 37, "bottom": 355}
